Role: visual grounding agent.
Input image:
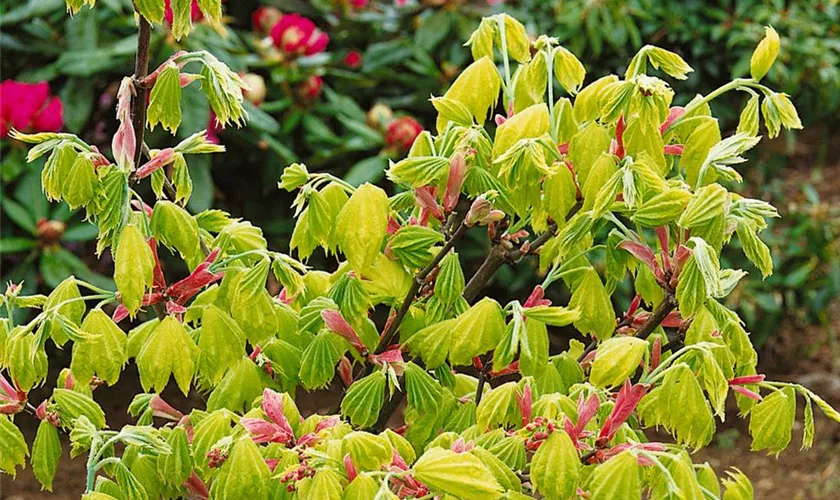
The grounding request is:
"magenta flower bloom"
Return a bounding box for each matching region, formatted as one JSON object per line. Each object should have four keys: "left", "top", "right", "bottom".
{"left": 1, "top": 80, "right": 64, "bottom": 138}
{"left": 270, "top": 14, "right": 329, "bottom": 56}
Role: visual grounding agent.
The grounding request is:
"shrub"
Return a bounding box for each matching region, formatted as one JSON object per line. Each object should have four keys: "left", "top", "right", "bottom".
{"left": 2, "top": 3, "right": 840, "bottom": 499}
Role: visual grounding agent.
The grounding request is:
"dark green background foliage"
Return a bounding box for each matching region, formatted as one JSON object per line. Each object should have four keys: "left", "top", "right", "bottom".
{"left": 2, "top": 0, "right": 838, "bottom": 343}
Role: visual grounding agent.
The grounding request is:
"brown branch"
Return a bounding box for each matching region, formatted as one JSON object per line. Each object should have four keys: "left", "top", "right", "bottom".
{"left": 578, "top": 291, "right": 678, "bottom": 362}
{"left": 131, "top": 17, "right": 152, "bottom": 169}
{"left": 635, "top": 292, "right": 677, "bottom": 338}
{"left": 373, "top": 219, "right": 468, "bottom": 356}
{"left": 463, "top": 201, "right": 582, "bottom": 303}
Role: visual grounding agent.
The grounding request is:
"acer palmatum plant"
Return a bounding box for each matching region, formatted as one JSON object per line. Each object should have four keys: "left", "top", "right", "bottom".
{"left": 1, "top": 3, "right": 838, "bottom": 499}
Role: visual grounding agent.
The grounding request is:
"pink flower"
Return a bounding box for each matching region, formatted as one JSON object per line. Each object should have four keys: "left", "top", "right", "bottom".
{"left": 1, "top": 80, "right": 64, "bottom": 138}
{"left": 385, "top": 116, "right": 423, "bottom": 152}
{"left": 350, "top": 0, "right": 369, "bottom": 7}
{"left": 270, "top": 14, "right": 329, "bottom": 56}
{"left": 298, "top": 75, "right": 323, "bottom": 100}
{"left": 343, "top": 50, "right": 363, "bottom": 69}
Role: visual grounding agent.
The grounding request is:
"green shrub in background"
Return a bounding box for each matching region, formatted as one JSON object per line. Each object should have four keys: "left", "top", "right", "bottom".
{"left": 2, "top": 0, "right": 838, "bottom": 339}
{"left": 2, "top": 3, "right": 840, "bottom": 497}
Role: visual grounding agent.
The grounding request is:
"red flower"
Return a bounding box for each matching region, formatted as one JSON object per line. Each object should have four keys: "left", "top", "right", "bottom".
{"left": 299, "top": 75, "right": 323, "bottom": 100}
{"left": 164, "top": 0, "right": 203, "bottom": 25}
{"left": 270, "top": 14, "right": 329, "bottom": 56}
{"left": 1, "top": 80, "right": 63, "bottom": 138}
{"left": 350, "top": 0, "right": 369, "bottom": 8}
{"left": 385, "top": 116, "right": 423, "bottom": 152}
{"left": 343, "top": 50, "right": 363, "bottom": 69}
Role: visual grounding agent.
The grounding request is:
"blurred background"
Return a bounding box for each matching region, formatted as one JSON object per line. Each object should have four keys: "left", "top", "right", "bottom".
{"left": 1, "top": 0, "right": 839, "bottom": 497}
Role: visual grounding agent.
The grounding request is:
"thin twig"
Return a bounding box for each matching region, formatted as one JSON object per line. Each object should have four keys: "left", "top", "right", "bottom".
{"left": 373, "top": 220, "right": 468, "bottom": 356}
{"left": 130, "top": 17, "right": 152, "bottom": 170}
{"left": 463, "top": 201, "right": 581, "bottom": 302}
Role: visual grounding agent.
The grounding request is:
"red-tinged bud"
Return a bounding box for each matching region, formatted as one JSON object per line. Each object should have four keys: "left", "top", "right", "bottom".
{"left": 506, "top": 99, "right": 515, "bottom": 118}
{"left": 443, "top": 152, "right": 466, "bottom": 214}
{"left": 315, "top": 415, "right": 341, "bottom": 433}
{"left": 36, "top": 219, "right": 65, "bottom": 246}
{"left": 242, "top": 73, "right": 267, "bottom": 105}
{"left": 414, "top": 186, "right": 443, "bottom": 221}
{"left": 386, "top": 116, "right": 424, "bottom": 152}
{"left": 166, "top": 248, "right": 223, "bottom": 305}
{"left": 472, "top": 357, "right": 484, "bottom": 371}
{"left": 651, "top": 337, "right": 662, "bottom": 370}
{"left": 663, "top": 144, "right": 685, "bottom": 155}
{"left": 618, "top": 240, "right": 665, "bottom": 284}
{"left": 184, "top": 471, "right": 209, "bottom": 500}
{"left": 179, "top": 73, "right": 202, "bottom": 88}
{"left": 298, "top": 75, "right": 323, "bottom": 100}
{"left": 338, "top": 357, "right": 354, "bottom": 387}
{"left": 613, "top": 115, "right": 626, "bottom": 159}
{"left": 130, "top": 199, "right": 154, "bottom": 217}
{"left": 206, "top": 446, "right": 229, "bottom": 468}
{"left": 729, "top": 374, "right": 766, "bottom": 386}
{"left": 517, "top": 384, "right": 533, "bottom": 426}
{"left": 343, "top": 50, "right": 363, "bottom": 69}
{"left": 507, "top": 229, "right": 529, "bottom": 243}
{"left": 523, "top": 285, "right": 546, "bottom": 308}
{"left": 112, "top": 291, "right": 164, "bottom": 323}
{"left": 626, "top": 294, "right": 642, "bottom": 318}
{"left": 465, "top": 196, "right": 493, "bottom": 227}
{"left": 369, "top": 348, "right": 404, "bottom": 366}
{"left": 262, "top": 388, "right": 294, "bottom": 436}
{"left": 166, "top": 301, "right": 187, "bottom": 317}
{"left": 147, "top": 238, "right": 166, "bottom": 289}
{"left": 387, "top": 216, "right": 401, "bottom": 234}
{"left": 558, "top": 142, "right": 570, "bottom": 155}
{"left": 450, "top": 437, "right": 474, "bottom": 453}
{"left": 135, "top": 148, "right": 176, "bottom": 180}
{"left": 321, "top": 309, "right": 366, "bottom": 353}
{"left": 731, "top": 385, "right": 762, "bottom": 401}
{"left": 661, "top": 311, "right": 682, "bottom": 328}
{"left": 344, "top": 453, "right": 358, "bottom": 482}
{"left": 659, "top": 106, "right": 685, "bottom": 135}
{"left": 573, "top": 393, "right": 601, "bottom": 438}
{"left": 112, "top": 78, "right": 136, "bottom": 170}
{"left": 597, "top": 381, "right": 649, "bottom": 445}
{"left": 150, "top": 395, "right": 184, "bottom": 421}
{"left": 489, "top": 360, "right": 520, "bottom": 378}
{"left": 391, "top": 450, "right": 410, "bottom": 470}
{"left": 654, "top": 226, "right": 671, "bottom": 271}
{"left": 494, "top": 114, "right": 507, "bottom": 126}
{"left": 88, "top": 146, "right": 110, "bottom": 168}
{"left": 240, "top": 417, "right": 294, "bottom": 445}
{"left": 249, "top": 346, "right": 262, "bottom": 362}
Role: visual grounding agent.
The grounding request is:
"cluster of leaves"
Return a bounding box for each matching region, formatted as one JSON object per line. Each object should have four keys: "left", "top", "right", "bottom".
{"left": 1, "top": 3, "right": 839, "bottom": 499}
{"left": 513, "top": 0, "right": 840, "bottom": 124}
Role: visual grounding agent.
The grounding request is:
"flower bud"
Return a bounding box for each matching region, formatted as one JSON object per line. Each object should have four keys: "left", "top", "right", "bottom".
{"left": 343, "top": 50, "right": 363, "bottom": 69}
{"left": 367, "top": 103, "right": 393, "bottom": 129}
{"left": 298, "top": 75, "right": 323, "bottom": 100}
{"left": 252, "top": 6, "right": 282, "bottom": 34}
{"left": 385, "top": 116, "right": 423, "bottom": 153}
{"left": 241, "top": 73, "right": 266, "bottom": 105}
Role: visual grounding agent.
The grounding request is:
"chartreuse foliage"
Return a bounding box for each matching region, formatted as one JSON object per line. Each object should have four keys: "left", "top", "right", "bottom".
{"left": 0, "top": 5, "right": 837, "bottom": 500}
